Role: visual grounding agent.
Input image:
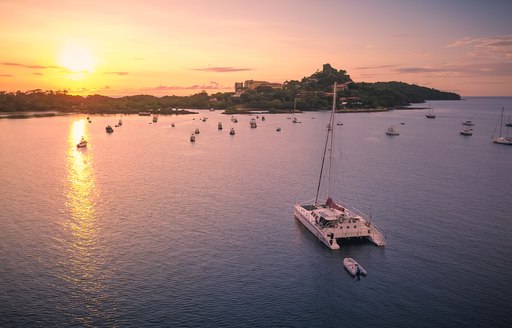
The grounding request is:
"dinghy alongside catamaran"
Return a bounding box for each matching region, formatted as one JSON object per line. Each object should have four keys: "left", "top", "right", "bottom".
{"left": 294, "top": 83, "right": 386, "bottom": 250}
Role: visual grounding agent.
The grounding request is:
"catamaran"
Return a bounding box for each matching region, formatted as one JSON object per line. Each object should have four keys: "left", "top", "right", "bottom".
{"left": 294, "top": 83, "right": 386, "bottom": 250}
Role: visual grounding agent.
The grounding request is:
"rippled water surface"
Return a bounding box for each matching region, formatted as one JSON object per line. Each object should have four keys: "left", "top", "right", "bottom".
{"left": 1, "top": 97, "right": 511, "bottom": 327}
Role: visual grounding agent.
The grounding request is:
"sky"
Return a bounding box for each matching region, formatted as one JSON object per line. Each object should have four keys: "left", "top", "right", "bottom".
{"left": 1, "top": 0, "right": 511, "bottom": 97}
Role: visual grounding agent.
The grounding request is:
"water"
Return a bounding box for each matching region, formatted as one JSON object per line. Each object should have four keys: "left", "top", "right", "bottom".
{"left": 1, "top": 97, "right": 511, "bottom": 327}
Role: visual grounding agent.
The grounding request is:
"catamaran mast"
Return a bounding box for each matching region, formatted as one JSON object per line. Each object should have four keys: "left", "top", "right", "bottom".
{"left": 499, "top": 107, "right": 504, "bottom": 137}
{"left": 315, "top": 82, "right": 337, "bottom": 204}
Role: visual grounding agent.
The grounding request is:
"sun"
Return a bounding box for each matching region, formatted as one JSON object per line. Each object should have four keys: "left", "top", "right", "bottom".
{"left": 58, "top": 45, "right": 96, "bottom": 74}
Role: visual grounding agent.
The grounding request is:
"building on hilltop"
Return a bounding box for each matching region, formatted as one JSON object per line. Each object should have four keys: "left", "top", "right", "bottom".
{"left": 234, "top": 80, "right": 283, "bottom": 93}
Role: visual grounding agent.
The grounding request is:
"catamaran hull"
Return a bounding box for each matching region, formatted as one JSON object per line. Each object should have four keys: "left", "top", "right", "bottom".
{"left": 294, "top": 204, "right": 340, "bottom": 250}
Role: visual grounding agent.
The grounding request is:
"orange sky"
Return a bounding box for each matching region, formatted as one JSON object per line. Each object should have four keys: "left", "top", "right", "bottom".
{"left": 1, "top": 0, "right": 511, "bottom": 97}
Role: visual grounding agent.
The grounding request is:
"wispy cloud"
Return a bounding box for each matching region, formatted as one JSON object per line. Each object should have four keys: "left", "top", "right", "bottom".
{"left": 190, "top": 66, "right": 254, "bottom": 73}
{"left": 103, "top": 71, "right": 130, "bottom": 76}
{"left": 2, "top": 62, "right": 59, "bottom": 69}
{"left": 356, "top": 64, "right": 398, "bottom": 70}
{"left": 394, "top": 62, "right": 512, "bottom": 77}
{"left": 0, "top": 74, "right": 13, "bottom": 77}
{"left": 140, "top": 83, "right": 229, "bottom": 92}
{"left": 447, "top": 35, "right": 512, "bottom": 59}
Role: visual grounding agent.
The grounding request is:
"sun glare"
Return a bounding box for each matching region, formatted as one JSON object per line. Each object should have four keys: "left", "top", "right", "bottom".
{"left": 58, "top": 45, "right": 96, "bottom": 75}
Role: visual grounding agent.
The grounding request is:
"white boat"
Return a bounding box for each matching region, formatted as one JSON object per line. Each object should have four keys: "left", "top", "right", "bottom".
{"left": 343, "top": 258, "right": 367, "bottom": 277}
{"left": 294, "top": 83, "right": 386, "bottom": 250}
{"left": 425, "top": 106, "right": 436, "bottom": 119}
{"left": 292, "top": 98, "right": 301, "bottom": 123}
{"left": 386, "top": 126, "right": 399, "bottom": 136}
{"left": 76, "top": 137, "right": 87, "bottom": 148}
{"left": 493, "top": 107, "right": 512, "bottom": 145}
{"left": 250, "top": 118, "right": 257, "bottom": 128}
{"left": 230, "top": 128, "right": 235, "bottom": 135}
{"left": 190, "top": 133, "right": 195, "bottom": 142}
{"left": 218, "top": 122, "right": 223, "bottom": 130}
{"left": 460, "top": 127, "right": 473, "bottom": 136}
{"left": 462, "top": 118, "right": 474, "bottom": 126}
{"left": 231, "top": 116, "right": 238, "bottom": 123}
{"left": 506, "top": 116, "right": 512, "bottom": 127}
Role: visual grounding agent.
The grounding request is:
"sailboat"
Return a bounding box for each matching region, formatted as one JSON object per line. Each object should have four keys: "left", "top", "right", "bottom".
{"left": 505, "top": 116, "right": 512, "bottom": 127}
{"left": 425, "top": 106, "right": 436, "bottom": 118}
{"left": 292, "top": 98, "right": 301, "bottom": 123}
{"left": 492, "top": 107, "right": 512, "bottom": 145}
{"left": 294, "top": 83, "right": 386, "bottom": 250}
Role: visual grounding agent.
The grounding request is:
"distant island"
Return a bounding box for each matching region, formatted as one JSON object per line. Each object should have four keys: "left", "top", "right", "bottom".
{"left": 0, "top": 63, "right": 460, "bottom": 116}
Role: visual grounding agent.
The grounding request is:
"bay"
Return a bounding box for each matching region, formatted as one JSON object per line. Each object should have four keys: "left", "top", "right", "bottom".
{"left": 1, "top": 97, "right": 511, "bottom": 327}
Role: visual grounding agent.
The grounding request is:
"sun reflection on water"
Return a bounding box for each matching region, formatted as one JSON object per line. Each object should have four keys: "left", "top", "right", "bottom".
{"left": 63, "top": 120, "right": 115, "bottom": 326}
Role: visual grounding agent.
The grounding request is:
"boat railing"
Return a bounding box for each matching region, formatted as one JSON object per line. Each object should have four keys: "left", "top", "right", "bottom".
{"left": 337, "top": 199, "right": 386, "bottom": 246}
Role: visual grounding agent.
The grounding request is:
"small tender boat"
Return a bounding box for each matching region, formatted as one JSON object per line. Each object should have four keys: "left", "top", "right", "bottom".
{"left": 343, "top": 258, "right": 367, "bottom": 277}
{"left": 231, "top": 116, "right": 238, "bottom": 123}
{"left": 460, "top": 127, "right": 473, "bottom": 136}
{"left": 171, "top": 123, "right": 175, "bottom": 127}
{"left": 106, "top": 125, "right": 114, "bottom": 133}
{"left": 292, "top": 117, "right": 301, "bottom": 124}
{"left": 276, "top": 127, "right": 281, "bottom": 132}
{"left": 336, "top": 121, "right": 343, "bottom": 126}
{"left": 218, "top": 122, "right": 223, "bottom": 130}
{"left": 76, "top": 137, "right": 87, "bottom": 148}
{"left": 262, "top": 116, "right": 265, "bottom": 121}
{"left": 250, "top": 118, "right": 257, "bottom": 128}
{"left": 118, "top": 119, "right": 123, "bottom": 126}
{"left": 230, "top": 128, "right": 235, "bottom": 135}
{"left": 386, "top": 126, "right": 399, "bottom": 136}
{"left": 195, "top": 128, "right": 200, "bottom": 134}
{"left": 153, "top": 115, "right": 158, "bottom": 123}
{"left": 190, "top": 134, "right": 195, "bottom": 142}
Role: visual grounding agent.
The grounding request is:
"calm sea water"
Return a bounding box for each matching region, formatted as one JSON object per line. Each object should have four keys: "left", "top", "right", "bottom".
{"left": 1, "top": 97, "right": 511, "bottom": 327}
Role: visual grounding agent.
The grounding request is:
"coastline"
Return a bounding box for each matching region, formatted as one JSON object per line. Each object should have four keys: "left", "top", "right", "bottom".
{"left": 0, "top": 105, "right": 428, "bottom": 119}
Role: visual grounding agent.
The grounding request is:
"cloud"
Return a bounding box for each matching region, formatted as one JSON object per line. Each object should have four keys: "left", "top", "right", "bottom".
{"left": 33, "top": 72, "right": 43, "bottom": 76}
{"left": 103, "top": 71, "right": 130, "bottom": 76}
{"left": 394, "top": 62, "right": 512, "bottom": 77}
{"left": 447, "top": 35, "right": 512, "bottom": 59}
{"left": 190, "top": 66, "right": 254, "bottom": 73}
{"left": 2, "top": 62, "right": 59, "bottom": 69}
{"left": 0, "top": 74, "right": 13, "bottom": 77}
{"left": 140, "top": 83, "right": 229, "bottom": 92}
{"left": 356, "top": 64, "right": 398, "bottom": 70}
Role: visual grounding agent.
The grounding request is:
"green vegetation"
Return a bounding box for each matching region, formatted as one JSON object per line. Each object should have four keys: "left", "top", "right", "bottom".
{"left": 0, "top": 64, "right": 460, "bottom": 115}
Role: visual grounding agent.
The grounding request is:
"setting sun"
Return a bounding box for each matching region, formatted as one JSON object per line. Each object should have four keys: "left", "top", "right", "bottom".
{"left": 58, "top": 45, "right": 96, "bottom": 75}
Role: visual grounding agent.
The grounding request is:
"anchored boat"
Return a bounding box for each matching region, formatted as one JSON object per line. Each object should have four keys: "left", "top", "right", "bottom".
{"left": 294, "top": 83, "right": 386, "bottom": 250}
{"left": 343, "top": 258, "right": 367, "bottom": 277}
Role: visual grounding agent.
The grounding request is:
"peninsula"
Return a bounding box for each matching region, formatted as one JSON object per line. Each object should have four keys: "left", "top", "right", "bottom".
{"left": 0, "top": 64, "right": 460, "bottom": 116}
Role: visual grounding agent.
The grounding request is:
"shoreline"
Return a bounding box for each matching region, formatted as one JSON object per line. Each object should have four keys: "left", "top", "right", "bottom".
{"left": 0, "top": 106, "right": 426, "bottom": 119}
